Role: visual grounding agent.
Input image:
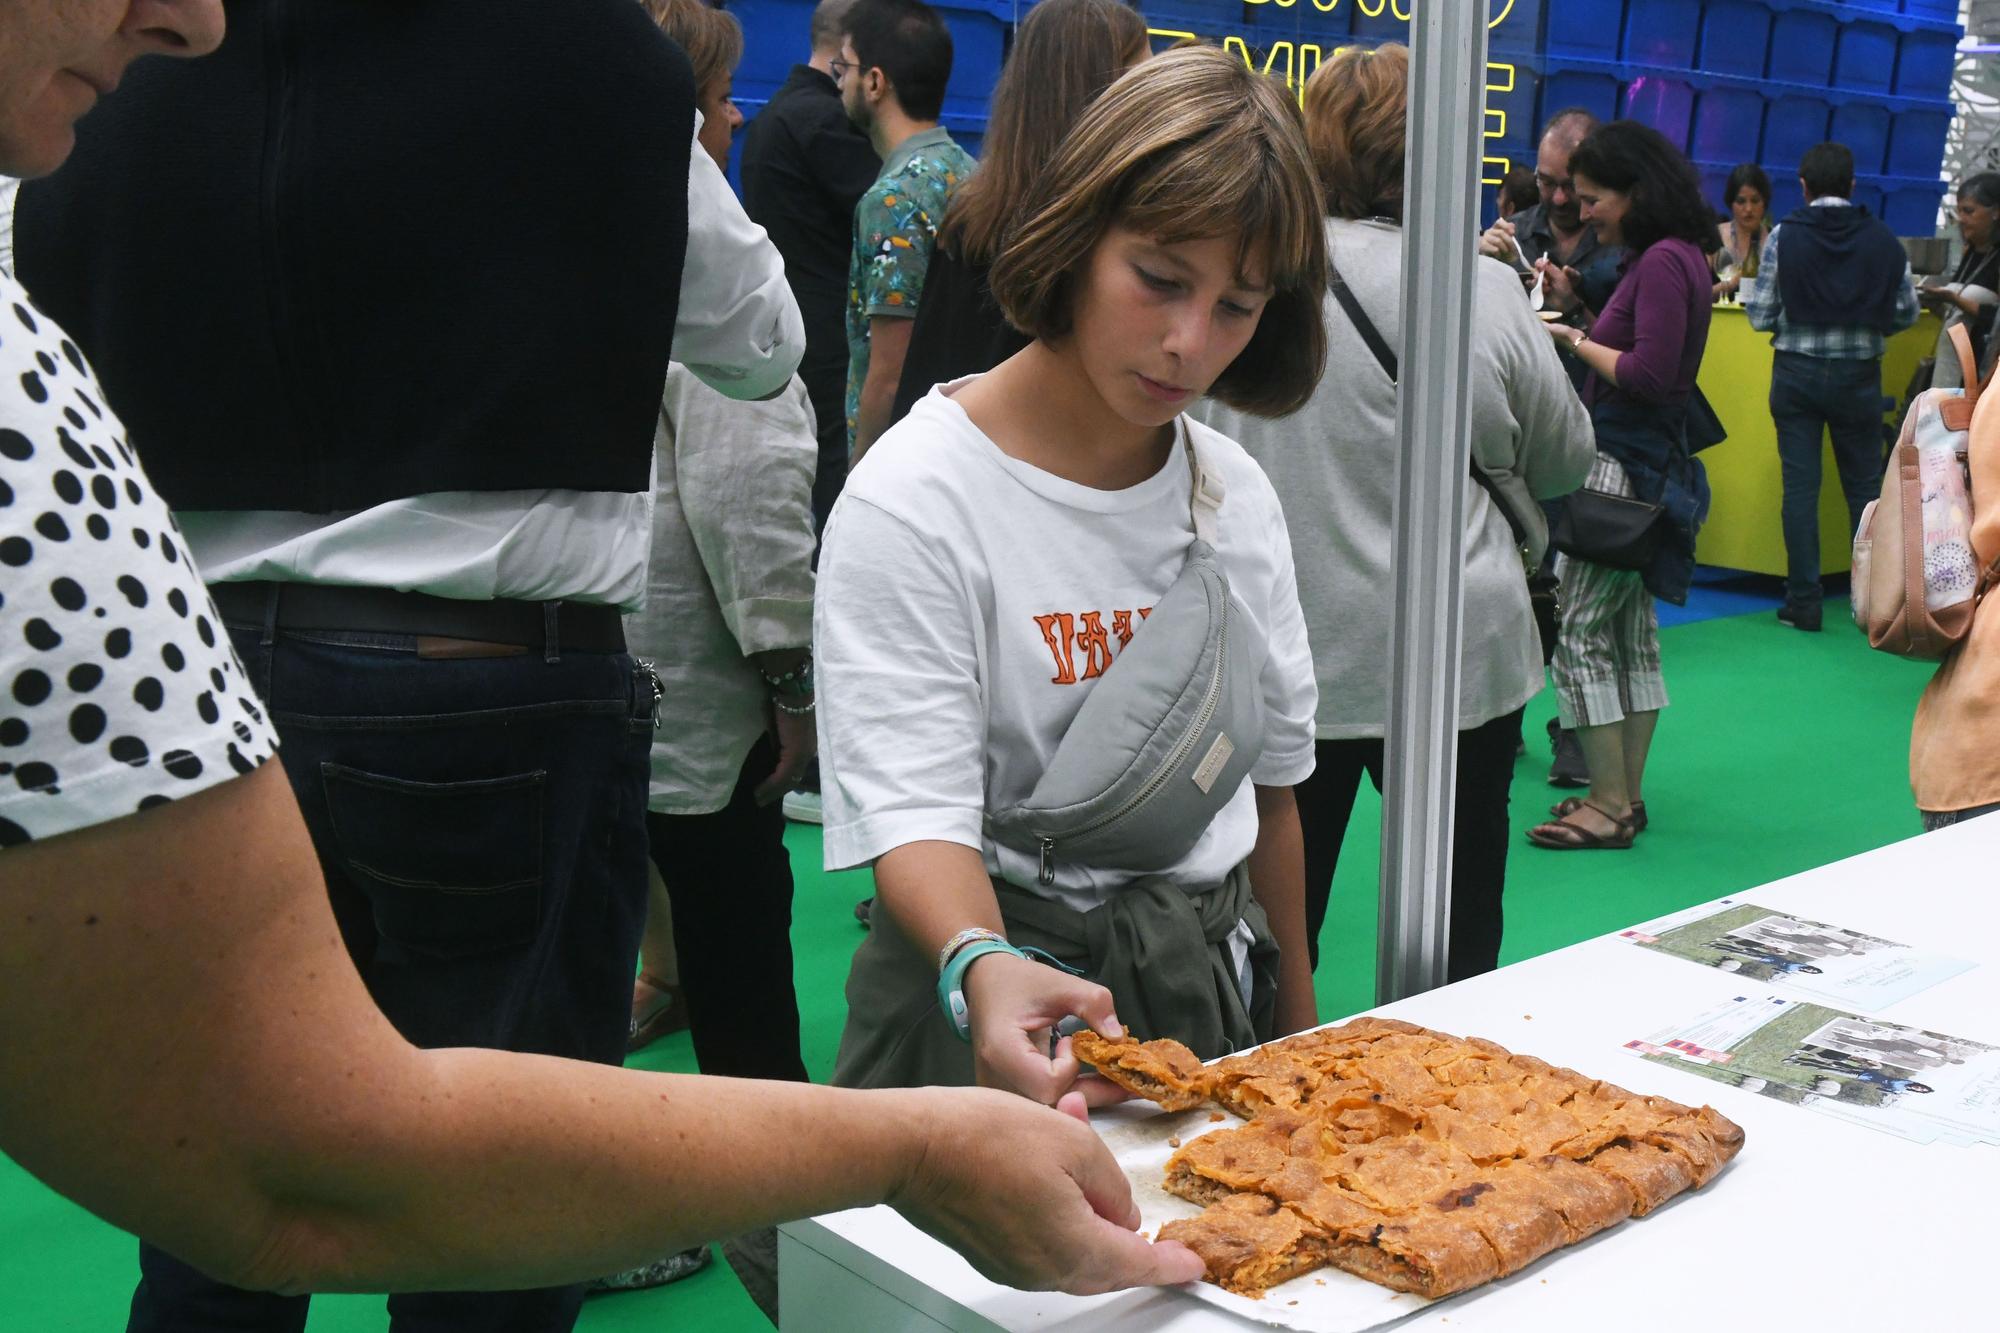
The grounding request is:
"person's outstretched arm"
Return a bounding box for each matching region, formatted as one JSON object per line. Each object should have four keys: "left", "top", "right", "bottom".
{"left": 0, "top": 762, "right": 1202, "bottom": 1297}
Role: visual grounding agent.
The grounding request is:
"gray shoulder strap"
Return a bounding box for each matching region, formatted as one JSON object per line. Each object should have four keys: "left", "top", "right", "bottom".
{"left": 1183, "top": 422, "right": 1224, "bottom": 546}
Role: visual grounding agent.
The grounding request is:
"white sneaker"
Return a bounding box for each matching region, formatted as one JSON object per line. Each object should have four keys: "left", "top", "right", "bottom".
{"left": 782, "top": 790, "right": 823, "bottom": 824}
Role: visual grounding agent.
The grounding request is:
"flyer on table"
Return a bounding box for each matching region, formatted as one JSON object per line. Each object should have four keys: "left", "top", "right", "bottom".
{"left": 1626, "top": 994, "right": 2000, "bottom": 1147}
{"left": 1618, "top": 899, "right": 1974, "bottom": 1008}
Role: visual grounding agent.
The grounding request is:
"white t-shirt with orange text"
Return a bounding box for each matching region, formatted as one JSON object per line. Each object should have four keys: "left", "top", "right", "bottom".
{"left": 815, "top": 379, "right": 1316, "bottom": 911}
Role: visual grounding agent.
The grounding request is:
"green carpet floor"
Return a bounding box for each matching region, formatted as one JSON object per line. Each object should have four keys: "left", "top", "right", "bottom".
{"left": 0, "top": 602, "right": 1937, "bottom": 1330}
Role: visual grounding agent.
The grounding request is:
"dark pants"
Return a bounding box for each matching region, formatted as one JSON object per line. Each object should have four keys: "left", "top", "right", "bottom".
{"left": 1292, "top": 709, "right": 1524, "bottom": 983}
{"left": 801, "top": 358, "right": 848, "bottom": 540}
{"left": 648, "top": 734, "right": 808, "bottom": 1082}
{"left": 129, "top": 623, "right": 654, "bottom": 1333}
{"left": 1770, "top": 350, "right": 1885, "bottom": 611}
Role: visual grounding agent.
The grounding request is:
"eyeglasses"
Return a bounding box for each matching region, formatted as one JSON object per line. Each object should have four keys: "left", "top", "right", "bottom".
{"left": 1534, "top": 171, "right": 1575, "bottom": 198}
{"left": 830, "top": 58, "right": 858, "bottom": 84}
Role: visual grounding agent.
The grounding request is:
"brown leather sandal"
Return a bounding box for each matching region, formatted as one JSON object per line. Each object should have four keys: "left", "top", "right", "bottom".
{"left": 628, "top": 972, "right": 690, "bottom": 1053}
{"left": 1550, "top": 796, "right": 1647, "bottom": 832}
{"left": 1526, "top": 800, "right": 1637, "bottom": 850}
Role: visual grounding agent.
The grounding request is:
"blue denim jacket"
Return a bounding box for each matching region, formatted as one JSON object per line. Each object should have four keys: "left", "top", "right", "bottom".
{"left": 1589, "top": 395, "right": 1712, "bottom": 605}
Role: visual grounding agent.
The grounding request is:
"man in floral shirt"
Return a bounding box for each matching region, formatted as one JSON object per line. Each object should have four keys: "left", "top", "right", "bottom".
{"left": 839, "top": 0, "right": 974, "bottom": 464}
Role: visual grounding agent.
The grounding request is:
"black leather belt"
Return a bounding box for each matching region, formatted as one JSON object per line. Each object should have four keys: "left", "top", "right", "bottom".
{"left": 209, "top": 581, "right": 626, "bottom": 654}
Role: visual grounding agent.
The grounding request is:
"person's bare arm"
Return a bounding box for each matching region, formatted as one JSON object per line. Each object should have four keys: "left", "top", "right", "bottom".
{"left": 0, "top": 765, "right": 1200, "bottom": 1296}
{"left": 873, "top": 840, "right": 1124, "bottom": 1107}
{"left": 1247, "top": 784, "right": 1317, "bottom": 1037}
{"left": 1550, "top": 321, "right": 1624, "bottom": 386}
{"left": 852, "top": 314, "right": 917, "bottom": 465}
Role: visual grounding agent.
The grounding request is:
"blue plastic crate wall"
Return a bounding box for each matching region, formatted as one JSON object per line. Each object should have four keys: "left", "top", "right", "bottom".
{"left": 726, "top": 0, "right": 1546, "bottom": 212}
{"left": 1539, "top": 0, "right": 1962, "bottom": 236}
{"left": 1140, "top": 0, "right": 1545, "bottom": 208}
{"left": 728, "top": 0, "right": 1014, "bottom": 184}
{"left": 727, "top": 0, "right": 1957, "bottom": 233}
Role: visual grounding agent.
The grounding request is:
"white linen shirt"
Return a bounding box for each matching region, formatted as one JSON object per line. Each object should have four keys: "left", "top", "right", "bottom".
{"left": 173, "top": 116, "right": 803, "bottom": 611}
{"left": 625, "top": 367, "right": 818, "bottom": 814}
{"left": 814, "top": 380, "right": 1317, "bottom": 911}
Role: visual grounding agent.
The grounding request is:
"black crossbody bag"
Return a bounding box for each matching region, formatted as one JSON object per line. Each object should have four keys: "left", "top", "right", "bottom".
{"left": 1327, "top": 268, "right": 1562, "bottom": 663}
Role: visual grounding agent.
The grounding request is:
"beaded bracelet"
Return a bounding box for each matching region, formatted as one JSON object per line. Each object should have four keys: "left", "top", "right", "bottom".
{"left": 936, "top": 926, "right": 1008, "bottom": 977}
{"left": 771, "top": 695, "right": 816, "bottom": 717}
{"left": 760, "top": 655, "right": 815, "bottom": 698}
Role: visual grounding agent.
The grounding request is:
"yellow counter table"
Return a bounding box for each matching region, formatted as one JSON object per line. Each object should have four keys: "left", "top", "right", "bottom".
{"left": 1693, "top": 304, "right": 1941, "bottom": 578}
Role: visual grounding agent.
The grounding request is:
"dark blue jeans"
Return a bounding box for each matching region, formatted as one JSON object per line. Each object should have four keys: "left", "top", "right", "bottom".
{"left": 128, "top": 624, "right": 655, "bottom": 1333}
{"left": 1770, "top": 350, "right": 1886, "bottom": 611}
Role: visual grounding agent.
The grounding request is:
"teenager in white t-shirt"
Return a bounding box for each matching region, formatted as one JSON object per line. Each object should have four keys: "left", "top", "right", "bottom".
{"left": 816, "top": 47, "right": 1331, "bottom": 1105}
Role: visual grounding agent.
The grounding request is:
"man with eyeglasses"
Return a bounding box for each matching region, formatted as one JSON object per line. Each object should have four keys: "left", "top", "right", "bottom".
{"left": 838, "top": 0, "right": 971, "bottom": 471}
{"left": 1480, "top": 107, "right": 1625, "bottom": 321}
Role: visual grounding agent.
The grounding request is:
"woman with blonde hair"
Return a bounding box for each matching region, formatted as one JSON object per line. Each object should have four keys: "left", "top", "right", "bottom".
{"left": 643, "top": 0, "right": 746, "bottom": 174}
{"left": 888, "top": 0, "right": 1150, "bottom": 425}
{"left": 821, "top": 45, "right": 1328, "bottom": 1101}
{"left": 1195, "top": 44, "right": 1591, "bottom": 977}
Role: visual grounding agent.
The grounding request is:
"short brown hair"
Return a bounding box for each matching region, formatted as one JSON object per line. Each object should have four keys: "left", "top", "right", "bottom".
{"left": 1303, "top": 43, "right": 1409, "bottom": 222}
{"left": 989, "top": 45, "right": 1329, "bottom": 418}
{"left": 642, "top": 0, "right": 744, "bottom": 94}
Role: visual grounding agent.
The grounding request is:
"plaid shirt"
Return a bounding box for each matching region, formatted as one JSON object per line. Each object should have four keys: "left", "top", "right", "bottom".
{"left": 1745, "top": 200, "right": 1919, "bottom": 360}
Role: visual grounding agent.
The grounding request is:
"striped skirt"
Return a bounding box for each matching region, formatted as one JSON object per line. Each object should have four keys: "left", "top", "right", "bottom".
{"left": 1550, "top": 453, "right": 1668, "bottom": 728}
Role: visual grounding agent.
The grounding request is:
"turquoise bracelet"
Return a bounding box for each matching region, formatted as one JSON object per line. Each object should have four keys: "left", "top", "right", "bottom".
{"left": 937, "top": 940, "right": 1088, "bottom": 1042}
{"left": 938, "top": 939, "right": 1023, "bottom": 1041}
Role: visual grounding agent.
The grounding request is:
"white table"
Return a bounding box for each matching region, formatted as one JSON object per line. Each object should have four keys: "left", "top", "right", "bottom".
{"left": 779, "top": 820, "right": 2000, "bottom": 1330}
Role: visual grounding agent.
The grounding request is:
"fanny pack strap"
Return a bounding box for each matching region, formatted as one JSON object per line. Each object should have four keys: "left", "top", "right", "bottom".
{"left": 1183, "top": 422, "right": 1224, "bottom": 546}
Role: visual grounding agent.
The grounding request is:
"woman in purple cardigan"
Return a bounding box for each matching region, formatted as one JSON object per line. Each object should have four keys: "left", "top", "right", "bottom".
{"left": 1529, "top": 122, "right": 1719, "bottom": 851}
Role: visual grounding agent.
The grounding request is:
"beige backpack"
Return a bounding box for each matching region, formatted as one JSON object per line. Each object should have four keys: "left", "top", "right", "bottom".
{"left": 1853, "top": 324, "right": 1999, "bottom": 659}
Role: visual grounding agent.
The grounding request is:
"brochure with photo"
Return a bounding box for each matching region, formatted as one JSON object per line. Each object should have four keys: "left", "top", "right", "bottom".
{"left": 1619, "top": 899, "right": 1974, "bottom": 1008}
{"left": 1625, "top": 995, "right": 2000, "bottom": 1147}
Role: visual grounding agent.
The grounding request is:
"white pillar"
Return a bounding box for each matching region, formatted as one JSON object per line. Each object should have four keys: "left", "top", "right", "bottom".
{"left": 1376, "top": 0, "right": 1488, "bottom": 1003}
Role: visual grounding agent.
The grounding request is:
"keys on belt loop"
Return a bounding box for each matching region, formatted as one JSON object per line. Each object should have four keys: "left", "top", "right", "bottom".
{"left": 636, "top": 658, "right": 664, "bottom": 729}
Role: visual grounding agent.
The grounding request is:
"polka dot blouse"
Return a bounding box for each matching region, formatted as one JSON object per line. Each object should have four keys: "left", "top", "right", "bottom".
{"left": 0, "top": 273, "right": 277, "bottom": 848}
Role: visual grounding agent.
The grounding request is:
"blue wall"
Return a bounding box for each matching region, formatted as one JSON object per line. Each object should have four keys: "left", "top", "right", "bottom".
{"left": 730, "top": 0, "right": 1963, "bottom": 233}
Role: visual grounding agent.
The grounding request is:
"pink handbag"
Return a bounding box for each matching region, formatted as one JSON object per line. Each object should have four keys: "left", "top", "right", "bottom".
{"left": 1853, "top": 323, "right": 2000, "bottom": 660}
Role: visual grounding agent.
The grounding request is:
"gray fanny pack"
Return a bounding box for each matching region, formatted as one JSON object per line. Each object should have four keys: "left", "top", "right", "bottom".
{"left": 989, "top": 427, "right": 1267, "bottom": 885}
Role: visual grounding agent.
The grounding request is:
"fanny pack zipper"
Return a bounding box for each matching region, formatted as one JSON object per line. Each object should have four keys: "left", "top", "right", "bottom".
{"left": 1037, "top": 598, "right": 1228, "bottom": 886}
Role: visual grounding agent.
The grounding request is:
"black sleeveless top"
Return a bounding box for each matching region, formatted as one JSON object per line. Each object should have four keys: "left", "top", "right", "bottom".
{"left": 16, "top": 0, "right": 693, "bottom": 513}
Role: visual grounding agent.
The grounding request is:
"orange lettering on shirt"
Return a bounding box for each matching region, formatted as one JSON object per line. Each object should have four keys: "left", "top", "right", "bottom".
{"left": 1034, "top": 612, "right": 1078, "bottom": 685}
{"left": 1137, "top": 606, "right": 1154, "bottom": 621}
{"left": 1111, "top": 609, "right": 1135, "bottom": 648}
{"left": 1075, "top": 612, "right": 1114, "bottom": 681}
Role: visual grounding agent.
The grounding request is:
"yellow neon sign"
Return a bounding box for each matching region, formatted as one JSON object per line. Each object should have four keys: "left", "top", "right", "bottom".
{"left": 1150, "top": 26, "right": 1522, "bottom": 186}
{"left": 1234, "top": 0, "right": 1518, "bottom": 28}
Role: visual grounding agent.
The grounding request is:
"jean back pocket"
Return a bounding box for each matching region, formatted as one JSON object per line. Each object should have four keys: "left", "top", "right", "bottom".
{"left": 321, "top": 763, "right": 546, "bottom": 960}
